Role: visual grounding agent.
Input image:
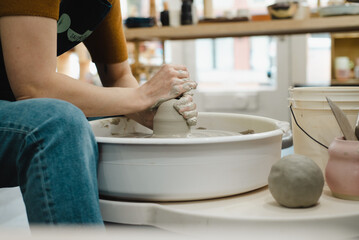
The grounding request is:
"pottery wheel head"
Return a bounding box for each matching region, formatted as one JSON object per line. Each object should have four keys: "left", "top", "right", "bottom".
{"left": 153, "top": 99, "right": 190, "bottom": 138}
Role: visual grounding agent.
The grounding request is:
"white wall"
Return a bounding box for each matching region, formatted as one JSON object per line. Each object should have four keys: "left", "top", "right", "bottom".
{"left": 0, "top": 187, "right": 29, "bottom": 229}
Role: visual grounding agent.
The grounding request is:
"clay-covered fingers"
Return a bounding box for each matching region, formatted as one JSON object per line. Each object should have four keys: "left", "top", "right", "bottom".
{"left": 162, "top": 65, "right": 196, "bottom": 96}
{"left": 173, "top": 79, "right": 197, "bottom": 95}
{"left": 177, "top": 70, "right": 189, "bottom": 79}
{"left": 172, "top": 64, "right": 189, "bottom": 79}
{"left": 173, "top": 94, "right": 198, "bottom": 126}
{"left": 172, "top": 64, "right": 188, "bottom": 71}
{"left": 170, "top": 79, "right": 197, "bottom": 98}
{"left": 183, "top": 80, "right": 197, "bottom": 92}
{"left": 183, "top": 89, "right": 195, "bottom": 96}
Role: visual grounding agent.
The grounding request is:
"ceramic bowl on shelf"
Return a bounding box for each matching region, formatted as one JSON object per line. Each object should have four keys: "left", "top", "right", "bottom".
{"left": 318, "top": 4, "right": 359, "bottom": 17}
{"left": 267, "top": 2, "right": 298, "bottom": 19}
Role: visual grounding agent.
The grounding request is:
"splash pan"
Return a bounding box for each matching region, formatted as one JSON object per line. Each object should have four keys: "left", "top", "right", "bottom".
{"left": 90, "top": 112, "right": 289, "bottom": 201}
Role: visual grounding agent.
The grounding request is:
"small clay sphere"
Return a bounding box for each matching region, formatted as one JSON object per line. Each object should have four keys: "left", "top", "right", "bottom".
{"left": 268, "top": 154, "right": 324, "bottom": 208}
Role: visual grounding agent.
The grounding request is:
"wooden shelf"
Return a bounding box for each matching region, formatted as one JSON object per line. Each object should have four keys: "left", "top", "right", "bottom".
{"left": 331, "top": 78, "right": 359, "bottom": 86}
{"left": 124, "top": 15, "right": 359, "bottom": 41}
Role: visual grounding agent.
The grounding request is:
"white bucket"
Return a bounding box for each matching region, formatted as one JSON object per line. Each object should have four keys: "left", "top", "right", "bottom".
{"left": 289, "top": 87, "right": 359, "bottom": 173}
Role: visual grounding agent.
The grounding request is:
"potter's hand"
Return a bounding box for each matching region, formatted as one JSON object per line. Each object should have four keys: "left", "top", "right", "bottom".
{"left": 126, "top": 108, "right": 156, "bottom": 130}
{"left": 174, "top": 92, "right": 198, "bottom": 126}
{"left": 141, "top": 64, "right": 197, "bottom": 109}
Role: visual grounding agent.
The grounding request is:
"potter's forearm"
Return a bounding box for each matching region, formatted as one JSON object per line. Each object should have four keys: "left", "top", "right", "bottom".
{"left": 111, "top": 74, "right": 155, "bottom": 128}
{"left": 113, "top": 75, "right": 155, "bottom": 128}
{"left": 103, "top": 72, "right": 139, "bottom": 88}
{"left": 96, "top": 61, "right": 139, "bottom": 88}
{"left": 95, "top": 62, "right": 154, "bottom": 127}
{"left": 16, "top": 72, "right": 149, "bottom": 117}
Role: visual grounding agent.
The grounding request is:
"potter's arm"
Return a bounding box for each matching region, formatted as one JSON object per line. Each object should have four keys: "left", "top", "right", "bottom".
{"left": 96, "top": 61, "right": 155, "bottom": 128}
{"left": 96, "top": 61, "right": 138, "bottom": 88}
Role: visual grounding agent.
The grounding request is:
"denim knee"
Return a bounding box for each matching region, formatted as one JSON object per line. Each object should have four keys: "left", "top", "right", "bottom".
{"left": 29, "top": 98, "right": 98, "bottom": 160}
{"left": 3, "top": 98, "right": 99, "bottom": 168}
{"left": 22, "top": 99, "right": 91, "bottom": 136}
{"left": 30, "top": 98, "right": 88, "bottom": 130}
{"left": 0, "top": 98, "right": 88, "bottom": 131}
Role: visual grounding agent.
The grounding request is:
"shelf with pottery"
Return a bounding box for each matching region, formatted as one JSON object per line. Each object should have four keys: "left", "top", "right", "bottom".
{"left": 126, "top": 15, "right": 359, "bottom": 81}
{"left": 124, "top": 15, "right": 359, "bottom": 41}
{"left": 331, "top": 32, "right": 359, "bottom": 86}
{"left": 331, "top": 78, "right": 359, "bottom": 86}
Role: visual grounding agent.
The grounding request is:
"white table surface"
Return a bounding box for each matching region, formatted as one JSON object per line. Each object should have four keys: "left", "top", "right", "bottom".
{"left": 100, "top": 185, "right": 359, "bottom": 240}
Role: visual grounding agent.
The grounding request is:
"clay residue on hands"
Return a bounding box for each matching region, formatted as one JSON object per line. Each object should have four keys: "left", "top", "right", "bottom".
{"left": 151, "top": 78, "right": 197, "bottom": 109}
{"left": 173, "top": 94, "right": 198, "bottom": 126}
{"left": 182, "top": 81, "right": 197, "bottom": 92}
{"left": 186, "top": 117, "right": 197, "bottom": 126}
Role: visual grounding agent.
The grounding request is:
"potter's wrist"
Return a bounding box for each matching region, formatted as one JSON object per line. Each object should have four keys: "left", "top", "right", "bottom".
{"left": 126, "top": 110, "right": 154, "bottom": 129}
{"left": 136, "top": 85, "right": 154, "bottom": 110}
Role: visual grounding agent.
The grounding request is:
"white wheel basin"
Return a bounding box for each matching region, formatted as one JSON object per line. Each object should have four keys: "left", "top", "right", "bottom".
{"left": 90, "top": 112, "right": 289, "bottom": 201}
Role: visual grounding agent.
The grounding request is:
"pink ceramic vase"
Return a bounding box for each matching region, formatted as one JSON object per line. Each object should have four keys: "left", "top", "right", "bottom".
{"left": 325, "top": 137, "right": 359, "bottom": 201}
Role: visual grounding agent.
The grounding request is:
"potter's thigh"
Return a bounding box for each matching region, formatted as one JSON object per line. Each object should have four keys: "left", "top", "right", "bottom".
{"left": 0, "top": 98, "right": 92, "bottom": 187}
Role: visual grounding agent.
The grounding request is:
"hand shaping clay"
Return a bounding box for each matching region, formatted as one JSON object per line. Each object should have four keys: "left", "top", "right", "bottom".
{"left": 153, "top": 99, "right": 190, "bottom": 138}
{"left": 268, "top": 154, "right": 324, "bottom": 208}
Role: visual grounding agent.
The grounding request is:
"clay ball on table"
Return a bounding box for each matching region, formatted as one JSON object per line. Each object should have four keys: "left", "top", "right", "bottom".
{"left": 268, "top": 154, "right": 324, "bottom": 208}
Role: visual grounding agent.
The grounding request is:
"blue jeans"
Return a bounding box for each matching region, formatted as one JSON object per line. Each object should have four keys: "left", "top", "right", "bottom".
{"left": 0, "top": 98, "right": 103, "bottom": 225}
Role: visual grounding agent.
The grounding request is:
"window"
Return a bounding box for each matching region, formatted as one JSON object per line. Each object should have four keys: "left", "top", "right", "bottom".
{"left": 195, "top": 36, "right": 276, "bottom": 91}
{"left": 307, "top": 33, "right": 331, "bottom": 85}
{"left": 193, "top": 0, "right": 277, "bottom": 91}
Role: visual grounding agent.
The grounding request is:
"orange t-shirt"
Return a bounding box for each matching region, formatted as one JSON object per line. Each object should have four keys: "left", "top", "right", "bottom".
{"left": 0, "top": 0, "right": 128, "bottom": 63}
{"left": 0, "top": 0, "right": 128, "bottom": 101}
